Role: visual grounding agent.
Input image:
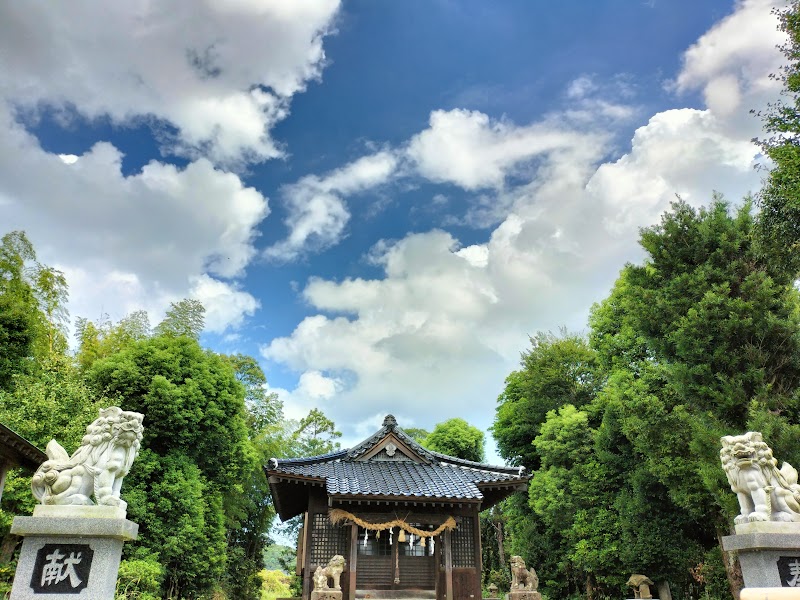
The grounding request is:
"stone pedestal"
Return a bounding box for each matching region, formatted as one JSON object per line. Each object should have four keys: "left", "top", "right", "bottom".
{"left": 509, "top": 591, "right": 542, "bottom": 600}
{"left": 722, "top": 522, "right": 800, "bottom": 588}
{"left": 310, "top": 590, "right": 342, "bottom": 600}
{"left": 9, "top": 506, "right": 138, "bottom": 600}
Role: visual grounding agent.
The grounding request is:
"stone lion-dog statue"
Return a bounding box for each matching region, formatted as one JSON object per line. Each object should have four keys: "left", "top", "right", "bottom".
{"left": 510, "top": 555, "right": 539, "bottom": 591}
{"left": 720, "top": 431, "right": 800, "bottom": 524}
{"left": 31, "top": 407, "right": 144, "bottom": 510}
{"left": 313, "top": 555, "right": 346, "bottom": 591}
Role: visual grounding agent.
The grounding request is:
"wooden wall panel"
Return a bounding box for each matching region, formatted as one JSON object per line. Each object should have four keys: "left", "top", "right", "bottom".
{"left": 453, "top": 568, "right": 480, "bottom": 600}
{"left": 356, "top": 555, "right": 393, "bottom": 588}
{"left": 398, "top": 556, "right": 435, "bottom": 588}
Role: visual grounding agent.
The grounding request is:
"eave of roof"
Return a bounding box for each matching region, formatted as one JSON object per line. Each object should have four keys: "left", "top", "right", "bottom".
{"left": 0, "top": 422, "right": 46, "bottom": 470}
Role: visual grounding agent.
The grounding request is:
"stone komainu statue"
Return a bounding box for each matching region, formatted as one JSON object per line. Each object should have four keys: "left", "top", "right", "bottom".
{"left": 720, "top": 431, "right": 800, "bottom": 524}
{"left": 312, "top": 555, "right": 346, "bottom": 591}
{"left": 510, "top": 555, "right": 539, "bottom": 591}
{"left": 31, "top": 407, "right": 144, "bottom": 510}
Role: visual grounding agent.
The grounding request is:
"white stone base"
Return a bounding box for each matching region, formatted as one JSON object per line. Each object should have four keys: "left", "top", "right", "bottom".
{"left": 722, "top": 529, "right": 800, "bottom": 588}
{"left": 33, "top": 504, "right": 127, "bottom": 520}
{"left": 736, "top": 522, "right": 800, "bottom": 535}
{"left": 740, "top": 589, "right": 800, "bottom": 600}
{"left": 9, "top": 515, "right": 137, "bottom": 600}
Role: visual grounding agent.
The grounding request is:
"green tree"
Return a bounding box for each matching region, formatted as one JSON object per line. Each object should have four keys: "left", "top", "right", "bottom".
{"left": 491, "top": 200, "right": 800, "bottom": 600}
{"left": 606, "top": 199, "right": 800, "bottom": 426}
{"left": 262, "top": 545, "right": 295, "bottom": 573}
{"left": 403, "top": 427, "right": 430, "bottom": 444}
{"left": 75, "top": 310, "right": 151, "bottom": 370}
{"left": 290, "top": 408, "right": 342, "bottom": 457}
{"left": 586, "top": 199, "right": 800, "bottom": 597}
{"left": 86, "top": 334, "right": 257, "bottom": 598}
{"left": 754, "top": 1, "right": 800, "bottom": 279}
{"left": 124, "top": 449, "right": 228, "bottom": 599}
{"left": 493, "top": 331, "right": 601, "bottom": 470}
{"left": 423, "top": 418, "right": 485, "bottom": 462}
{"left": 222, "top": 354, "right": 284, "bottom": 600}
{"left": 0, "top": 231, "right": 69, "bottom": 388}
{"left": 153, "top": 298, "right": 205, "bottom": 339}
{"left": 491, "top": 331, "right": 602, "bottom": 599}
{"left": 30, "top": 265, "right": 69, "bottom": 356}
{"left": 226, "top": 353, "right": 283, "bottom": 433}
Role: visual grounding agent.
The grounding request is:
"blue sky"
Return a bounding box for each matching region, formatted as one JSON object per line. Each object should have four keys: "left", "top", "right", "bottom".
{"left": 0, "top": 0, "right": 785, "bottom": 457}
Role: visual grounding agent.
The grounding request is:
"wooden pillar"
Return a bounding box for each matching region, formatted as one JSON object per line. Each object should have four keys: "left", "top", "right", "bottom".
{"left": 444, "top": 529, "right": 454, "bottom": 600}
{"left": 473, "top": 511, "right": 483, "bottom": 599}
{"left": 349, "top": 523, "right": 358, "bottom": 600}
{"left": 0, "top": 461, "right": 9, "bottom": 504}
{"left": 302, "top": 514, "right": 311, "bottom": 600}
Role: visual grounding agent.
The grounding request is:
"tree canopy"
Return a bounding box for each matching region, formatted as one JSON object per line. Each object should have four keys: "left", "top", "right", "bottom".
{"left": 755, "top": 1, "right": 800, "bottom": 279}
{"left": 423, "top": 417, "right": 485, "bottom": 462}
{"left": 493, "top": 199, "right": 800, "bottom": 600}
{"left": 0, "top": 231, "right": 69, "bottom": 389}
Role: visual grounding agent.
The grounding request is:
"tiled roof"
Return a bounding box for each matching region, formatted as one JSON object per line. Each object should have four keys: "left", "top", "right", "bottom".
{"left": 274, "top": 457, "right": 523, "bottom": 500}
{"left": 267, "top": 414, "right": 526, "bottom": 501}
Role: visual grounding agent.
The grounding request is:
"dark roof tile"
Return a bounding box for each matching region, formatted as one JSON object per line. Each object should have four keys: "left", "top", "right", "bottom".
{"left": 267, "top": 414, "right": 527, "bottom": 501}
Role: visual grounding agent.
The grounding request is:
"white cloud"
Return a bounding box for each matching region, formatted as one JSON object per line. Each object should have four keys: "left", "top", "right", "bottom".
{"left": 588, "top": 108, "right": 759, "bottom": 235}
{"left": 264, "top": 106, "right": 613, "bottom": 261}
{"left": 0, "top": 1, "right": 346, "bottom": 333}
{"left": 674, "top": 0, "right": 785, "bottom": 121}
{"left": 265, "top": 151, "right": 398, "bottom": 260}
{"left": 0, "top": 104, "right": 268, "bottom": 333}
{"left": 262, "top": 0, "right": 780, "bottom": 443}
{"left": 0, "top": 0, "right": 340, "bottom": 167}
{"left": 561, "top": 74, "right": 638, "bottom": 124}
{"left": 406, "top": 109, "right": 595, "bottom": 190}
{"left": 267, "top": 370, "right": 343, "bottom": 421}
{"left": 566, "top": 75, "right": 598, "bottom": 99}
{"left": 190, "top": 274, "right": 260, "bottom": 333}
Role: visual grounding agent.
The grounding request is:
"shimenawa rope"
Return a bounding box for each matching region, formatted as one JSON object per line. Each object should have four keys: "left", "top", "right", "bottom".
{"left": 328, "top": 508, "right": 456, "bottom": 538}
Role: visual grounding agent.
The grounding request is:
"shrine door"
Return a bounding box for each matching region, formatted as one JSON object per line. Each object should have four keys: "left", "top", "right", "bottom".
{"left": 355, "top": 525, "right": 436, "bottom": 592}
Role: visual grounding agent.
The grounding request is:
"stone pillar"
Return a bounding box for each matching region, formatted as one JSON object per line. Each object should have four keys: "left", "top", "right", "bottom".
{"left": 656, "top": 581, "right": 672, "bottom": 600}
{"left": 721, "top": 522, "right": 800, "bottom": 589}
{"left": 9, "top": 505, "right": 137, "bottom": 600}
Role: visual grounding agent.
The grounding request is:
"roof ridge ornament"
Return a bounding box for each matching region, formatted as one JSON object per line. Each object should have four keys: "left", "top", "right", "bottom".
{"left": 383, "top": 415, "right": 398, "bottom": 428}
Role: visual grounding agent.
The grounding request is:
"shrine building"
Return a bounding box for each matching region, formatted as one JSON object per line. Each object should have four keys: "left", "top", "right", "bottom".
{"left": 266, "top": 415, "right": 529, "bottom": 600}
